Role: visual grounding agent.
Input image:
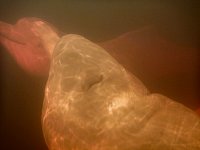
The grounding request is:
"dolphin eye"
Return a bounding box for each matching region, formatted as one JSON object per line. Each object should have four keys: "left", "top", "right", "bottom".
{"left": 82, "top": 74, "right": 103, "bottom": 91}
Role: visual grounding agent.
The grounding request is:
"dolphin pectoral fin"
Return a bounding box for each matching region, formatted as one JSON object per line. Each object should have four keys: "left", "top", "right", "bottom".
{"left": 0, "top": 21, "right": 26, "bottom": 45}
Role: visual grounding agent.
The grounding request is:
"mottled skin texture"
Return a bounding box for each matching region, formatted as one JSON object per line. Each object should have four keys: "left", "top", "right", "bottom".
{"left": 43, "top": 34, "right": 200, "bottom": 150}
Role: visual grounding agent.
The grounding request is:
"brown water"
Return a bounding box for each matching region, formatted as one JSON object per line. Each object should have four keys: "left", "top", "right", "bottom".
{"left": 0, "top": 1, "right": 199, "bottom": 150}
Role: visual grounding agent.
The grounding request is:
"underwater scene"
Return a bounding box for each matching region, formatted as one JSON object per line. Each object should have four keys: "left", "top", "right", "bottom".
{"left": 0, "top": 1, "right": 200, "bottom": 150}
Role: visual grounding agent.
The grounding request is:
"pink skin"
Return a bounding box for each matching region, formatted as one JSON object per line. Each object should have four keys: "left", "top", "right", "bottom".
{"left": 0, "top": 18, "right": 199, "bottom": 114}
{"left": 0, "top": 17, "right": 58, "bottom": 76}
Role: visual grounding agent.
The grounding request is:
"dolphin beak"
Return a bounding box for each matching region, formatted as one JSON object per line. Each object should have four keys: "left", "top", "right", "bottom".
{"left": 0, "top": 21, "right": 26, "bottom": 45}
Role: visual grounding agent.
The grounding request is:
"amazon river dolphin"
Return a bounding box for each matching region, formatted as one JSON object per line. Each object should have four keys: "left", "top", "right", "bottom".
{"left": 42, "top": 34, "right": 200, "bottom": 150}
{"left": 1, "top": 18, "right": 200, "bottom": 149}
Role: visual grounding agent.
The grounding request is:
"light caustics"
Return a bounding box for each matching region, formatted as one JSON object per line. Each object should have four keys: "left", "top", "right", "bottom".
{"left": 1, "top": 18, "right": 200, "bottom": 149}
{"left": 43, "top": 34, "right": 200, "bottom": 149}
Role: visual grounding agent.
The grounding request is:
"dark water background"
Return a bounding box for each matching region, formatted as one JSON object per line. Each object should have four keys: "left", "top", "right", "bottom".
{"left": 0, "top": 0, "right": 199, "bottom": 149}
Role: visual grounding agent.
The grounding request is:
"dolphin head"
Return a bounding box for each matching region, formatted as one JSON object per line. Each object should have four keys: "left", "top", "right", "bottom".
{"left": 0, "top": 17, "right": 60, "bottom": 76}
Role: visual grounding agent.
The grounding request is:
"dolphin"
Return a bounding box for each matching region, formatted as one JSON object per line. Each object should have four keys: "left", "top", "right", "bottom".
{"left": 42, "top": 34, "right": 200, "bottom": 150}
{"left": 1, "top": 18, "right": 199, "bottom": 112}
{"left": 1, "top": 18, "right": 200, "bottom": 149}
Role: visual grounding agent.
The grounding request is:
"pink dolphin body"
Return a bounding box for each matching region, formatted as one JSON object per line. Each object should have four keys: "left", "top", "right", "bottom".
{"left": 0, "top": 18, "right": 199, "bottom": 110}
{"left": 0, "top": 19, "right": 198, "bottom": 94}
{"left": 1, "top": 18, "right": 200, "bottom": 149}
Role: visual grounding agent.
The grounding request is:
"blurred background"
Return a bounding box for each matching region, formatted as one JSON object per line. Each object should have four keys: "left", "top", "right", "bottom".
{"left": 0, "top": 0, "right": 199, "bottom": 149}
